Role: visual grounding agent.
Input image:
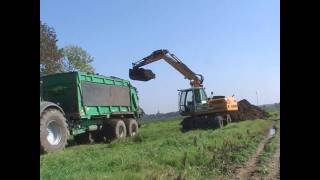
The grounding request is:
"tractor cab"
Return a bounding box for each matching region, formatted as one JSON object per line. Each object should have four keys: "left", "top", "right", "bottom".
{"left": 178, "top": 87, "right": 208, "bottom": 115}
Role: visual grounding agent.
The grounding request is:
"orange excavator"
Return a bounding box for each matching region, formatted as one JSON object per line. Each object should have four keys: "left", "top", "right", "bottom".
{"left": 129, "top": 49, "right": 238, "bottom": 130}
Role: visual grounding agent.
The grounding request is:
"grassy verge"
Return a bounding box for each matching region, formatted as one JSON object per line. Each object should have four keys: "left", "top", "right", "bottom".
{"left": 265, "top": 107, "right": 280, "bottom": 120}
{"left": 254, "top": 119, "right": 280, "bottom": 175}
{"left": 41, "top": 119, "right": 273, "bottom": 180}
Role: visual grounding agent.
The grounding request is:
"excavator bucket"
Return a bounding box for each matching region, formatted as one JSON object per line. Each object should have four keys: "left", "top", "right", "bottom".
{"left": 129, "top": 68, "right": 155, "bottom": 81}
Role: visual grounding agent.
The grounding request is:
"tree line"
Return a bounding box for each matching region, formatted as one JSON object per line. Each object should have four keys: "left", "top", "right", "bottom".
{"left": 40, "top": 21, "right": 95, "bottom": 76}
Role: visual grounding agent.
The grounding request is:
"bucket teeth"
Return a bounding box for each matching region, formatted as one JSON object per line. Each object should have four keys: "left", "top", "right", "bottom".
{"left": 129, "top": 68, "right": 155, "bottom": 81}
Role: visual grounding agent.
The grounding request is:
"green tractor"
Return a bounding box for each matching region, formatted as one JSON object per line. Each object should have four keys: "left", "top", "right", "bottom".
{"left": 40, "top": 72, "right": 143, "bottom": 153}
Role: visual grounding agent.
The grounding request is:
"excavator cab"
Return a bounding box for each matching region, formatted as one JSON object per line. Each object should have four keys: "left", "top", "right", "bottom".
{"left": 178, "top": 87, "right": 208, "bottom": 115}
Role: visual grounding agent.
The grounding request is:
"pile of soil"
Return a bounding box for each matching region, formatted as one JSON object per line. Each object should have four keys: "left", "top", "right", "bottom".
{"left": 230, "top": 99, "right": 270, "bottom": 122}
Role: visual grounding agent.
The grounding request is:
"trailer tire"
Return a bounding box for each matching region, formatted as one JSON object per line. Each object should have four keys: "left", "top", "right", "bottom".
{"left": 74, "top": 132, "right": 94, "bottom": 144}
{"left": 124, "top": 118, "right": 138, "bottom": 137}
{"left": 40, "top": 108, "right": 69, "bottom": 153}
{"left": 103, "top": 119, "right": 127, "bottom": 140}
{"left": 92, "top": 130, "right": 105, "bottom": 143}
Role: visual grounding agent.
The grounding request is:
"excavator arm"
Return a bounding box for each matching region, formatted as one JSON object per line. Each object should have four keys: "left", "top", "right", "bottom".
{"left": 129, "top": 49, "right": 204, "bottom": 87}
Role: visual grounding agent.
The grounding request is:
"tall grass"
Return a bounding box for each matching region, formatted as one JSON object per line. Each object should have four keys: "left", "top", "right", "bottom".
{"left": 41, "top": 118, "right": 273, "bottom": 180}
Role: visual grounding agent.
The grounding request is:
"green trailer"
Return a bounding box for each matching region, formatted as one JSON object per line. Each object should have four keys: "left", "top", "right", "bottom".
{"left": 40, "top": 72, "right": 142, "bottom": 153}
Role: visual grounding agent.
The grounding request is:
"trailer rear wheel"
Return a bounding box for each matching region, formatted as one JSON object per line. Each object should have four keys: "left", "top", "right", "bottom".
{"left": 124, "top": 118, "right": 138, "bottom": 137}
{"left": 40, "top": 108, "right": 69, "bottom": 153}
{"left": 74, "top": 132, "right": 94, "bottom": 144}
{"left": 92, "top": 130, "right": 105, "bottom": 143}
{"left": 102, "top": 119, "right": 127, "bottom": 140}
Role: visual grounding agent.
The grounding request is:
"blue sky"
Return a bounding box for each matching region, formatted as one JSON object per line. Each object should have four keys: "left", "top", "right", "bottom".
{"left": 41, "top": 0, "right": 280, "bottom": 114}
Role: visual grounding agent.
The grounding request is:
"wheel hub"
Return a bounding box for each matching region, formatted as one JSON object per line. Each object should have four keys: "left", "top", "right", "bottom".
{"left": 47, "top": 120, "right": 62, "bottom": 145}
{"left": 119, "top": 126, "right": 125, "bottom": 138}
{"left": 132, "top": 125, "right": 137, "bottom": 136}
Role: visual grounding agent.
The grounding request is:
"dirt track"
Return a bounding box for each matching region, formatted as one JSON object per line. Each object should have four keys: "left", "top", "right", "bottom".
{"left": 234, "top": 135, "right": 270, "bottom": 180}
{"left": 233, "top": 122, "right": 280, "bottom": 180}
{"left": 264, "top": 145, "right": 280, "bottom": 180}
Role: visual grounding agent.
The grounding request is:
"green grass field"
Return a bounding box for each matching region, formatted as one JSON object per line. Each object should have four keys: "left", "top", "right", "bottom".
{"left": 41, "top": 117, "right": 276, "bottom": 180}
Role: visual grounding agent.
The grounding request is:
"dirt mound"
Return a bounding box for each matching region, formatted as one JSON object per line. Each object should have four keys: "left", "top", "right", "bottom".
{"left": 230, "top": 99, "right": 270, "bottom": 122}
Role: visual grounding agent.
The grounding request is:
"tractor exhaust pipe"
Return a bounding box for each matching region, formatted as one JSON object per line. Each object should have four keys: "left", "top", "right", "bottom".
{"left": 129, "top": 68, "right": 155, "bottom": 81}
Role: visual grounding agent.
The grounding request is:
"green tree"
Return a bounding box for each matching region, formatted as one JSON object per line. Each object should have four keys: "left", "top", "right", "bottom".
{"left": 62, "top": 45, "right": 95, "bottom": 73}
{"left": 40, "top": 21, "right": 64, "bottom": 75}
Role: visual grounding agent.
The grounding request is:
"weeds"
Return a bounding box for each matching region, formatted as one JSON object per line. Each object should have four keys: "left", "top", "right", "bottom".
{"left": 254, "top": 119, "right": 280, "bottom": 176}
{"left": 41, "top": 118, "right": 273, "bottom": 180}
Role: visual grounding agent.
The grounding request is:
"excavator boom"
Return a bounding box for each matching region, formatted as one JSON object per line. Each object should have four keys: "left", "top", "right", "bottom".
{"left": 129, "top": 49, "right": 204, "bottom": 87}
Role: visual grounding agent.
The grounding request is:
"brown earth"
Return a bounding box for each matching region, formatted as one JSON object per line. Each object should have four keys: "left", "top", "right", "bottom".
{"left": 180, "top": 99, "right": 269, "bottom": 131}
{"left": 230, "top": 99, "right": 270, "bottom": 122}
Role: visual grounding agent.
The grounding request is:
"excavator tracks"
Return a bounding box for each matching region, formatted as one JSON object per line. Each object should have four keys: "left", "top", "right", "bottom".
{"left": 180, "top": 114, "right": 231, "bottom": 131}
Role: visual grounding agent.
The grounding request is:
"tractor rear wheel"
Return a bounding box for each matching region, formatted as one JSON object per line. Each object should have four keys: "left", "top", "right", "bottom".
{"left": 124, "top": 118, "right": 138, "bottom": 137}
{"left": 40, "top": 108, "right": 69, "bottom": 153}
